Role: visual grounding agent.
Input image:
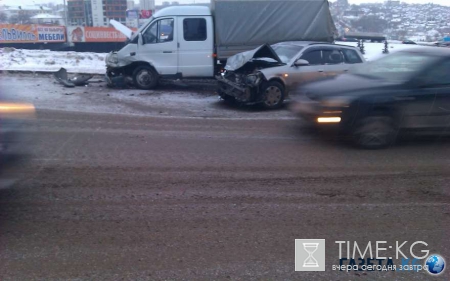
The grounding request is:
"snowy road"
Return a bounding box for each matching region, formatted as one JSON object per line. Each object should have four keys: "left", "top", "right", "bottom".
{"left": 0, "top": 74, "right": 449, "bottom": 280}
{"left": 1, "top": 109, "right": 449, "bottom": 280}
{"left": 2, "top": 73, "right": 294, "bottom": 119}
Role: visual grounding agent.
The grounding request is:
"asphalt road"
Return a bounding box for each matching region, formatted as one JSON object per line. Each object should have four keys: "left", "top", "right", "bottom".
{"left": 0, "top": 74, "right": 449, "bottom": 280}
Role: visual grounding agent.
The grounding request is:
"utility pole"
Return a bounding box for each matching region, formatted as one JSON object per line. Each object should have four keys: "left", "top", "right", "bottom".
{"left": 64, "top": 0, "right": 68, "bottom": 26}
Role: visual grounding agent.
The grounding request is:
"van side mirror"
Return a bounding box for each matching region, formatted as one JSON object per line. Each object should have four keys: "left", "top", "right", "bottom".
{"left": 294, "top": 59, "right": 309, "bottom": 67}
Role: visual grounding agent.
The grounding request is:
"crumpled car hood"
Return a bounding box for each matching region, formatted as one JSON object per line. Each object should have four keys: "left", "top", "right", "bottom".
{"left": 110, "top": 19, "right": 133, "bottom": 39}
{"left": 225, "top": 44, "right": 283, "bottom": 71}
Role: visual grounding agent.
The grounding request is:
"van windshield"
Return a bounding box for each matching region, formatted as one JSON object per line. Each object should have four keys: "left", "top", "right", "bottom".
{"left": 128, "top": 17, "right": 154, "bottom": 42}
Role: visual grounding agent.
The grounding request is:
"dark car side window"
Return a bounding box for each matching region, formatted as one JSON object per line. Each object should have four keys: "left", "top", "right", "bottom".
{"left": 420, "top": 60, "right": 450, "bottom": 87}
{"left": 183, "top": 18, "right": 207, "bottom": 41}
{"left": 300, "top": 50, "right": 322, "bottom": 65}
{"left": 342, "top": 49, "right": 363, "bottom": 64}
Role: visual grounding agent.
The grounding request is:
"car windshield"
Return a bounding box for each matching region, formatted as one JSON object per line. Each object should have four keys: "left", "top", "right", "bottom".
{"left": 271, "top": 44, "right": 303, "bottom": 63}
{"left": 350, "top": 52, "right": 432, "bottom": 82}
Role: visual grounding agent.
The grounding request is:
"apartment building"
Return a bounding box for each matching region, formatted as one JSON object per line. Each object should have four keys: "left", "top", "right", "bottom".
{"left": 68, "top": 0, "right": 92, "bottom": 26}
{"left": 68, "top": 0, "right": 126, "bottom": 27}
{"left": 139, "top": 0, "right": 155, "bottom": 10}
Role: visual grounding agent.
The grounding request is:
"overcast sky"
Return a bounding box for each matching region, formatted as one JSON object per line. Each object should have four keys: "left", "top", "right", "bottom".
{"left": 2, "top": 0, "right": 448, "bottom": 8}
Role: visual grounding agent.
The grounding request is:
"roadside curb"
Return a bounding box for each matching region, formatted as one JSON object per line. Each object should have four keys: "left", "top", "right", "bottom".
{"left": 0, "top": 70, "right": 105, "bottom": 77}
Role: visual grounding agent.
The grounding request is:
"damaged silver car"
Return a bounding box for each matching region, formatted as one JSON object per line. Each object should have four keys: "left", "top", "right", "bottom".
{"left": 216, "top": 42, "right": 366, "bottom": 109}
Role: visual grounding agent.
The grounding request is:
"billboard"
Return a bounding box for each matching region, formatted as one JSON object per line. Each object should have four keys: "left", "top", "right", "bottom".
{"left": 0, "top": 24, "right": 66, "bottom": 43}
{"left": 68, "top": 26, "right": 137, "bottom": 43}
{"left": 140, "top": 10, "right": 152, "bottom": 19}
{"left": 126, "top": 9, "right": 140, "bottom": 20}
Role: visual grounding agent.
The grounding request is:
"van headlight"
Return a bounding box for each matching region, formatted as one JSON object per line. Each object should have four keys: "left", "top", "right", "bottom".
{"left": 107, "top": 53, "right": 119, "bottom": 64}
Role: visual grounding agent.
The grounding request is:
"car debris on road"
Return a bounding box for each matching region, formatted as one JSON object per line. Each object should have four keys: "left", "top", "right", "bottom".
{"left": 53, "top": 68, "right": 99, "bottom": 88}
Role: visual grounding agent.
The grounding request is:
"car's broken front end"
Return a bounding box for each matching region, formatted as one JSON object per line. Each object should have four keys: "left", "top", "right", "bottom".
{"left": 217, "top": 68, "right": 265, "bottom": 103}
{"left": 105, "top": 50, "right": 136, "bottom": 88}
{"left": 216, "top": 44, "right": 285, "bottom": 104}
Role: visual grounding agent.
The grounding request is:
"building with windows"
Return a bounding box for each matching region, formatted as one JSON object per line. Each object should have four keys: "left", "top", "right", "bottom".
{"left": 68, "top": 0, "right": 92, "bottom": 26}
{"left": 139, "top": 0, "right": 155, "bottom": 11}
{"left": 90, "top": 0, "right": 127, "bottom": 26}
{"left": 67, "top": 0, "right": 126, "bottom": 26}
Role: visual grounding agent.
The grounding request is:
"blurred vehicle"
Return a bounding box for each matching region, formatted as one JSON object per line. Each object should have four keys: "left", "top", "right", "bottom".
{"left": 336, "top": 37, "right": 359, "bottom": 42}
{"left": 437, "top": 41, "right": 450, "bottom": 48}
{"left": 402, "top": 40, "right": 417, "bottom": 45}
{"left": 344, "top": 32, "right": 386, "bottom": 43}
{"left": 217, "top": 42, "right": 365, "bottom": 109}
{"left": 290, "top": 48, "right": 450, "bottom": 149}
{"left": 0, "top": 99, "right": 35, "bottom": 173}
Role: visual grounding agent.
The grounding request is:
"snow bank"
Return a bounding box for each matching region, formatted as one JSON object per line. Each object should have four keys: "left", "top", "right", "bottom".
{"left": 336, "top": 41, "right": 426, "bottom": 61}
{"left": 0, "top": 48, "right": 107, "bottom": 74}
{"left": 0, "top": 42, "right": 432, "bottom": 74}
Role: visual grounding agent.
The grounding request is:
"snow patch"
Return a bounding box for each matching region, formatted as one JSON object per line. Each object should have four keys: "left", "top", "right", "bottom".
{"left": 0, "top": 48, "right": 107, "bottom": 74}
{"left": 0, "top": 42, "right": 433, "bottom": 75}
{"left": 336, "top": 41, "right": 427, "bottom": 61}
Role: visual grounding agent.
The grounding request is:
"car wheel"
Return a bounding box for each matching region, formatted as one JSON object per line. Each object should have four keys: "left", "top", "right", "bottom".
{"left": 352, "top": 116, "right": 397, "bottom": 149}
{"left": 132, "top": 65, "right": 158, "bottom": 90}
{"left": 261, "top": 81, "right": 285, "bottom": 109}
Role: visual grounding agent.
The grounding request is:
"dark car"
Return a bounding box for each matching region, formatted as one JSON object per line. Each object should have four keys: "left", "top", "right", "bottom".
{"left": 290, "top": 48, "right": 450, "bottom": 149}
{"left": 337, "top": 37, "right": 360, "bottom": 42}
{"left": 402, "top": 40, "right": 417, "bottom": 45}
{"left": 0, "top": 99, "right": 35, "bottom": 173}
{"left": 437, "top": 41, "right": 450, "bottom": 48}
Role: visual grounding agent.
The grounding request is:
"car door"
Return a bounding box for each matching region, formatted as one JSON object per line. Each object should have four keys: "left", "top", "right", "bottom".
{"left": 139, "top": 17, "right": 178, "bottom": 75}
{"left": 341, "top": 47, "right": 364, "bottom": 68}
{"left": 288, "top": 47, "right": 327, "bottom": 88}
{"left": 177, "top": 16, "right": 214, "bottom": 77}
{"left": 418, "top": 59, "right": 450, "bottom": 129}
{"left": 321, "top": 47, "right": 347, "bottom": 78}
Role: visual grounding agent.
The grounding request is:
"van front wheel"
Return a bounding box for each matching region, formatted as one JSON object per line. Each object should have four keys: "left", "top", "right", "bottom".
{"left": 133, "top": 65, "right": 158, "bottom": 90}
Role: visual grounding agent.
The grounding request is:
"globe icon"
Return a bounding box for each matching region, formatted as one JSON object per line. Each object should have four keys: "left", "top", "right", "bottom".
{"left": 425, "top": 255, "right": 445, "bottom": 275}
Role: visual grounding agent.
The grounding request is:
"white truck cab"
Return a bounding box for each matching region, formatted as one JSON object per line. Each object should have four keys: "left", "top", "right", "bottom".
{"left": 106, "top": 6, "right": 214, "bottom": 89}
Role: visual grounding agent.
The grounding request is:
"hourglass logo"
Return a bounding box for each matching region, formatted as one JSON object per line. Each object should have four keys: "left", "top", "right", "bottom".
{"left": 295, "top": 239, "right": 326, "bottom": 271}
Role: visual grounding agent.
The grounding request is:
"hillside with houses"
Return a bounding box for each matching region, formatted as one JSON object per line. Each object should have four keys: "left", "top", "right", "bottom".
{"left": 331, "top": 0, "right": 450, "bottom": 42}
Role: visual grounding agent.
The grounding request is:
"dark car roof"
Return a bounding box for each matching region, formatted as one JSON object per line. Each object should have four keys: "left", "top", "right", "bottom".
{"left": 400, "top": 47, "right": 450, "bottom": 57}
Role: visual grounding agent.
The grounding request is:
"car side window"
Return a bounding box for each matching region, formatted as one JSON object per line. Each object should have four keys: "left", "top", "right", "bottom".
{"left": 300, "top": 50, "right": 322, "bottom": 65}
{"left": 183, "top": 18, "right": 207, "bottom": 41}
{"left": 421, "top": 60, "right": 450, "bottom": 87}
{"left": 323, "top": 50, "right": 344, "bottom": 65}
{"left": 142, "top": 18, "right": 174, "bottom": 44}
{"left": 342, "top": 49, "right": 363, "bottom": 64}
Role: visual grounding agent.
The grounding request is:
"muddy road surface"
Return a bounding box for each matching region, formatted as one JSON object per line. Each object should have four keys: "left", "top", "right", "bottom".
{"left": 0, "top": 74, "right": 449, "bottom": 280}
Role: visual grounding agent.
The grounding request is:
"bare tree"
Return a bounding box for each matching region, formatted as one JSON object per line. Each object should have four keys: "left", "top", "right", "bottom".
{"left": 9, "top": 15, "right": 19, "bottom": 24}
{"left": 18, "top": 13, "right": 32, "bottom": 24}
{"left": 9, "top": 14, "right": 31, "bottom": 24}
{"left": 0, "top": 12, "right": 7, "bottom": 23}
